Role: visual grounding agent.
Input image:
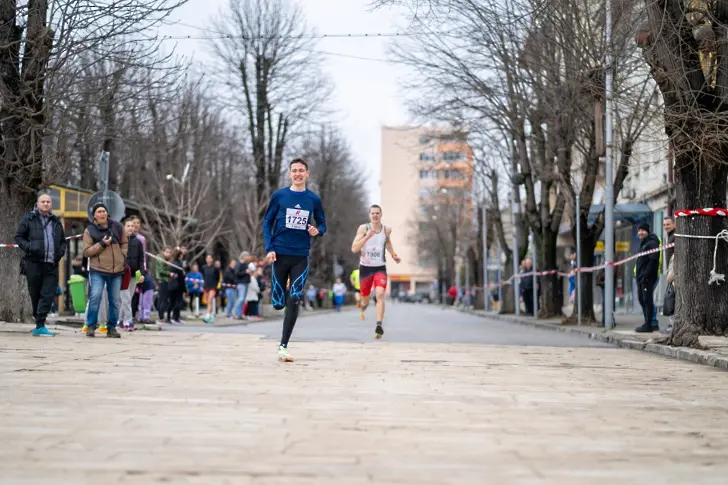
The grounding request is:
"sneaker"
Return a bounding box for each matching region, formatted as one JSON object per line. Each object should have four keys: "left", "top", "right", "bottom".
{"left": 98, "top": 325, "right": 108, "bottom": 335}
{"left": 278, "top": 346, "right": 294, "bottom": 362}
{"left": 81, "top": 325, "right": 88, "bottom": 334}
{"left": 107, "top": 327, "right": 121, "bottom": 338}
{"left": 129, "top": 323, "right": 137, "bottom": 332}
{"left": 375, "top": 324, "right": 384, "bottom": 339}
{"left": 170, "top": 320, "right": 181, "bottom": 325}
{"left": 86, "top": 327, "right": 96, "bottom": 338}
{"left": 634, "top": 323, "right": 654, "bottom": 333}
{"left": 360, "top": 310, "right": 365, "bottom": 320}
{"left": 123, "top": 323, "right": 131, "bottom": 332}
{"left": 32, "top": 326, "right": 56, "bottom": 337}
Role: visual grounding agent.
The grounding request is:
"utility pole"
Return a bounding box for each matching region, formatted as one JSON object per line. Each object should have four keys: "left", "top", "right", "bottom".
{"left": 511, "top": 193, "right": 520, "bottom": 316}
{"left": 603, "top": 0, "right": 615, "bottom": 329}
{"left": 482, "top": 201, "right": 489, "bottom": 311}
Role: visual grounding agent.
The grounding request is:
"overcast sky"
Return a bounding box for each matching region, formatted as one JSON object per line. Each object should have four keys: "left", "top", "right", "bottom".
{"left": 160, "top": 0, "right": 413, "bottom": 203}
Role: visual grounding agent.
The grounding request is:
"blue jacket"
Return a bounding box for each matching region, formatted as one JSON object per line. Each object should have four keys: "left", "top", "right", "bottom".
{"left": 263, "top": 187, "right": 327, "bottom": 256}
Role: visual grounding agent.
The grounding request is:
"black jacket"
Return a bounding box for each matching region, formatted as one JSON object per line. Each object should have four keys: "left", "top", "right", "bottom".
{"left": 202, "top": 264, "right": 221, "bottom": 291}
{"left": 15, "top": 208, "right": 67, "bottom": 264}
{"left": 126, "top": 234, "right": 144, "bottom": 273}
{"left": 223, "top": 267, "right": 237, "bottom": 286}
{"left": 235, "top": 261, "right": 251, "bottom": 285}
{"left": 635, "top": 233, "right": 660, "bottom": 283}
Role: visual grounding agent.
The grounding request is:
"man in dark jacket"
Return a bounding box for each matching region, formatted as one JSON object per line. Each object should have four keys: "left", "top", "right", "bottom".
{"left": 15, "top": 192, "right": 67, "bottom": 336}
{"left": 635, "top": 223, "right": 661, "bottom": 332}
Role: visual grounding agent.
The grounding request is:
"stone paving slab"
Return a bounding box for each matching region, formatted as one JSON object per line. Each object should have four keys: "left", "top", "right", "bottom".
{"left": 1, "top": 331, "right": 728, "bottom": 484}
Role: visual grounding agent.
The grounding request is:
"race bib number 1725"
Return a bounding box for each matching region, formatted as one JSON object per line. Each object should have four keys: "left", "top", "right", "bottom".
{"left": 285, "top": 208, "right": 310, "bottom": 230}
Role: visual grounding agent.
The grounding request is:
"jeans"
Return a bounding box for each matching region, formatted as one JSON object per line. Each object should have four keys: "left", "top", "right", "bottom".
{"left": 234, "top": 283, "right": 248, "bottom": 317}
{"left": 225, "top": 288, "right": 237, "bottom": 317}
{"left": 333, "top": 294, "right": 344, "bottom": 310}
{"left": 87, "top": 272, "right": 122, "bottom": 329}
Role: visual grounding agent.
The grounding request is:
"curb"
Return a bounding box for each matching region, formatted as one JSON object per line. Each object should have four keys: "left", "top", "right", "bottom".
{"left": 464, "top": 310, "right": 728, "bottom": 371}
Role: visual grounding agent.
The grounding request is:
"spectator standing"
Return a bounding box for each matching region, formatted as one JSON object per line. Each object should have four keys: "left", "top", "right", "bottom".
{"left": 234, "top": 251, "right": 252, "bottom": 319}
{"left": 663, "top": 217, "right": 676, "bottom": 267}
{"left": 306, "top": 284, "right": 317, "bottom": 310}
{"left": 201, "top": 255, "right": 221, "bottom": 323}
{"left": 520, "top": 258, "right": 536, "bottom": 315}
{"left": 186, "top": 263, "right": 204, "bottom": 316}
{"left": 82, "top": 203, "right": 127, "bottom": 338}
{"left": 119, "top": 218, "right": 145, "bottom": 331}
{"left": 138, "top": 271, "right": 155, "bottom": 323}
{"left": 332, "top": 278, "right": 347, "bottom": 311}
{"left": 155, "top": 247, "right": 172, "bottom": 323}
{"left": 14, "top": 191, "right": 67, "bottom": 337}
{"left": 245, "top": 263, "right": 261, "bottom": 318}
{"left": 634, "top": 223, "right": 661, "bottom": 333}
{"left": 222, "top": 259, "right": 238, "bottom": 318}
{"left": 166, "top": 249, "right": 186, "bottom": 325}
{"left": 130, "top": 216, "right": 147, "bottom": 318}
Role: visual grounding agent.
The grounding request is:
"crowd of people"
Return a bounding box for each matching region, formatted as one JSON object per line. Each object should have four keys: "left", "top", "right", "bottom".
{"left": 15, "top": 158, "right": 402, "bottom": 363}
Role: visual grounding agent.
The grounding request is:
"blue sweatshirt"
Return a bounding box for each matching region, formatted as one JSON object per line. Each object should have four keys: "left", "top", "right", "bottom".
{"left": 263, "top": 187, "right": 327, "bottom": 256}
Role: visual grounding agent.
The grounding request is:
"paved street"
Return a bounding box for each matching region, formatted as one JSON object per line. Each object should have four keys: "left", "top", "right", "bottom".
{"left": 167, "top": 303, "right": 612, "bottom": 347}
{"left": 1, "top": 304, "right": 727, "bottom": 485}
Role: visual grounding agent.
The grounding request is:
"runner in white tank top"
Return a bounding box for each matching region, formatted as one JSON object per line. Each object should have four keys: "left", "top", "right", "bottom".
{"left": 351, "top": 205, "right": 401, "bottom": 338}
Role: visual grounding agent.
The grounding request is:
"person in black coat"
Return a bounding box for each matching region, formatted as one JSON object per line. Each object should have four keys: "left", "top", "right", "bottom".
{"left": 635, "top": 223, "right": 661, "bottom": 333}
{"left": 15, "top": 192, "right": 67, "bottom": 336}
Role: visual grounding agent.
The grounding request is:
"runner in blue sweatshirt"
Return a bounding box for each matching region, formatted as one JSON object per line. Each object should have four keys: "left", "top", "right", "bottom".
{"left": 263, "top": 158, "right": 327, "bottom": 362}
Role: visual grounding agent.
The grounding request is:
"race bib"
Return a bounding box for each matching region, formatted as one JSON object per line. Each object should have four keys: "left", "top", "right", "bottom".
{"left": 366, "top": 249, "right": 382, "bottom": 260}
{"left": 285, "top": 208, "right": 310, "bottom": 230}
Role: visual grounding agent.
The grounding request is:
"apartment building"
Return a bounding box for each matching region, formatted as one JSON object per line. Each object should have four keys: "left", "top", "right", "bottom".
{"left": 380, "top": 125, "right": 474, "bottom": 296}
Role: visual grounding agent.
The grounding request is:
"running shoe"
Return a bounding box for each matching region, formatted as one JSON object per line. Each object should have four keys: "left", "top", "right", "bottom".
{"left": 98, "top": 325, "right": 108, "bottom": 335}
{"left": 375, "top": 324, "right": 384, "bottom": 339}
{"left": 360, "top": 309, "right": 365, "bottom": 320}
{"left": 32, "top": 326, "right": 56, "bottom": 337}
{"left": 278, "top": 346, "right": 294, "bottom": 362}
{"left": 81, "top": 324, "right": 88, "bottom": 334}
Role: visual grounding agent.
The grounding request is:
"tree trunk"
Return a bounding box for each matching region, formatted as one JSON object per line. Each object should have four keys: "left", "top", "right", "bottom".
{"left": 563, "top": 238, "right": 599, "bottom": 325}
{"left": 498, "top": 254, "right": 516, "bottom": 314}
{"left": 538, "top": 228, "right": 563, "bottom": 318}
{"left": 0, "top": 191, "right": 34, "bottom": 323}
{"left": 670, "top": 159, "right": 728, "bottom": 346}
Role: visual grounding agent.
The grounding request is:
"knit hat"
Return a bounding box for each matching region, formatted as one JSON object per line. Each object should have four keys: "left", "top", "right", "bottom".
{"left": 91, "top": 202, "right": 108, "bottom": 217}
{"left": 638, "top": 223, "right": 650, "bottom": 233}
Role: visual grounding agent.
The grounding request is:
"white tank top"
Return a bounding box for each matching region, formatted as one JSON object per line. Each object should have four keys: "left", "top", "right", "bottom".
{"left": 360, "top": 224, "right": 387, "bottom": 267}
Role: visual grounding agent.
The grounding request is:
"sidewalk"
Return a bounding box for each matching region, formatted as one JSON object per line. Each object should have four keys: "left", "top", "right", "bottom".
{"left": 465, "top": 309, "right": 728, "bottom": 370}
{"left": 1, "top": 326, "right": 727, "bottom": 484}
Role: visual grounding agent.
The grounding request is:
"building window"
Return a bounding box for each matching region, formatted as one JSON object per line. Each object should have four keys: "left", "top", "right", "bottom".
{"left": 420, "top": 152, "right": 435, "bottom": 161}
{"left": 441, "top": 151, "right": 466, "bottom": 162}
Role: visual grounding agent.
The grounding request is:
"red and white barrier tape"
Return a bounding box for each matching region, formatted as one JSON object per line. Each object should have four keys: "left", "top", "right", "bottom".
{"left": 674, "top": 208, "right": 728, "bottom": 217}
{"left": 476, "top": 242, "right": 675, "bottom": 289}
{"left": 1, "top": 233, "right": 83, "bottom": 249}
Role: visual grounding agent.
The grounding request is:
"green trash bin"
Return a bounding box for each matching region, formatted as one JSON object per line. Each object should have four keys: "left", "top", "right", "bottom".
{"left": 67, "top": 274, "right": 87, "bottom": 314}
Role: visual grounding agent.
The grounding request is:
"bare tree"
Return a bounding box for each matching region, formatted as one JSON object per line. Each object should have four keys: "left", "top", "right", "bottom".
{"left": 636, "top": 0, "right": 728, "bottom": 345}
{"left": 0, "top": 0, "right": 187, "bottom": 322}
{"left": 300, "top": 127, "right": 369, "bottom": 286}
{"left": 208, "top": 0, "right": 332, "bottom": 219}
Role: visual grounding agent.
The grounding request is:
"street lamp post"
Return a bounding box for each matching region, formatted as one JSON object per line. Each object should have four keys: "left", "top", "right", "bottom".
{"left": 482, "top": 201, "right": 489, "bottom": 312}
{"left": 604, "top": 0, "right": 615, "bottom": 329}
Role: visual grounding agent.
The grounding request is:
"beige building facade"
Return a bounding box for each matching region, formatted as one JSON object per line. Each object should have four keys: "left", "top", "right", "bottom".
{"left": 380, "top": 126, "right": 473, "bottom": 296}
